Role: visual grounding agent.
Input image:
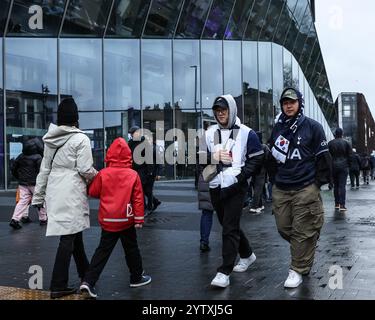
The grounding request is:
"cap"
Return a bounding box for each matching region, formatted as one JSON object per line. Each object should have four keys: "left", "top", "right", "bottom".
{"left": 212, "top": 97, "right": 229, "bottom": 110}
{"left": 129, "top": 125, "right": 140, "bottom": 135}
{"left": 280, "top": 88, "right": 298, "bottom": 102}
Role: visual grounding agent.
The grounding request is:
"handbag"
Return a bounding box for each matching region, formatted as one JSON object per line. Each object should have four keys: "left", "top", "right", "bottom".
{"left": 202, "top": 164, "right": 218, "bottom": 182}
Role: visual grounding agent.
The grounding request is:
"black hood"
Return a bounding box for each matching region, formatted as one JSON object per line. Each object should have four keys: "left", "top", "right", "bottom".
{"left": 22, "top": 138, "right": 40, "bottom": 156}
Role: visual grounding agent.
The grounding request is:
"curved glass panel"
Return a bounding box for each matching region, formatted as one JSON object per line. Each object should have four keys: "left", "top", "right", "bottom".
{"left": 272, "top": 1, "right": 292, "bottom": 46}
{"left": 292, "top": 54, "right": 299, "bottom": 88}
{"left": 104, "top": 39, "right": 140, "bottom": 112}
{"left": 106, "top": 0, "right": 152, "bottom": 38}
{"left": 258, "top": 42, "right": 273, "bottom": 140}
{"left": 292, "top": 8, "right": 312, "bottom": 60}
{"left": 175, "top": 0, "right": 212, "bottom": 38}
{"left": 143, "top": 0, "right": 184, "bottom": 38}
{"left": 223, "top": 41, "right": 242, "bottom": 118}
{"left": 141, "top": 40, "right": 173, "bottom": 179}
{"left": 286, "top": 0, "right": 298, "bottom": 12}
{"left": 224, "top": 0, "right": 255, "bottom": 40}
{"left": 173, "top": 40, "right": 200, "bottom": 110}
{"left": 201, "top": 40, "right": 223, "bottom": 108}
{"left": 293, "top": 0, "right": 308, "bottom": 26}
{"left": 78, "top": 112, "right": 104, "bottom": 170}
{"left": 60, "top": 39, "right": 103, "bottom": 111}
{"left": 7, "top": 0, "right": 67, "bottom": 36}
{"left": 0, "top": 0, "right": 12, "bottom": 36}
{"left": 242, "top": 41, "right": 258, "bottom": 130}
{"left": 244, "top": 0, "right": 271, "bottom": 41}
{"left": 202, "top": 0, "right": 235, "bottom": 39}
{"left": 6, "top": 38, "right": 57, "bottom": 188}
{"left": 283, "top": 48, "right": 292, "bottom": 87}
{"left": 60, "top": 0, "right": 113, "bottom": 37}
{"left": 272, "top": 43, "right": 283, "bottom": 114}
{"left": 258, "top": 0, "right": 284, "bottom": 42}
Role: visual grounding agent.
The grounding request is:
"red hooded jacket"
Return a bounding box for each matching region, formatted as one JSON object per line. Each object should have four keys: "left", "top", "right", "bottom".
{"left": 89, "top": 137, "right": 144, "bottom": 232}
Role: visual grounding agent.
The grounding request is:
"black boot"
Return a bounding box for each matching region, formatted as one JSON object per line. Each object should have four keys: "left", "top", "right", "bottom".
{"left": 21, "top": 216, "right": 32, "bottom": 223}
{"left": 9, "top": 219, "right": 22, "bottom": 230}
{"left": 50, "top": 287, "right": 77, "bottom": 299}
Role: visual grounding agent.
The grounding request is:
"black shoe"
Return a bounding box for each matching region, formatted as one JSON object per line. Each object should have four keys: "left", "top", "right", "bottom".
{"left": 9, "top": 219, "right": 22, "bottom": 230}
{"left": 39, "top": 220, "right": 47, "bottom": 226}
{"left": 130, "top": 275, "right": 152, "bottom": 288}
{"left": 50, "top": 287, "right": 77, "bottom": 299}
{"left": 21, "top": 217, "right": 32, "bottom": 223}
{"left": 152, "top": 199, "right": 161, "bottom": 211}
{"left": 79, "top": 282, "right": 97, "bottom": 299}
{"left": 200, "top": 242, "right": 211, "bottom": 252}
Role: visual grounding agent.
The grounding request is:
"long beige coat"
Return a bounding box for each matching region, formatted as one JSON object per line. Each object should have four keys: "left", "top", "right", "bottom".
{"left": 32, "top": 124, "right": 97, "bottom": 236}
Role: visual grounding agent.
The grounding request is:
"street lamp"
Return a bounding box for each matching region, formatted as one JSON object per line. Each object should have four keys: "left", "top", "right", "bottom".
{"left": 41, "top": 84, "right": 50, "bottom": 128}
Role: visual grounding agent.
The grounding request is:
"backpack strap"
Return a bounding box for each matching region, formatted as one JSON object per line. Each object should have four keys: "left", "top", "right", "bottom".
{"left": 50, "top": 134, "right": 76, "bottom": 167}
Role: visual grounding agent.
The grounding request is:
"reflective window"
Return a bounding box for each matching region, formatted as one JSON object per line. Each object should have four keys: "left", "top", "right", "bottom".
{"left": 225, "top": 0, "right": 255, "bottom": 40}
{"left": 143, "top": 0, "right": 184, "bottom": 38}
{"left": 5, "top": 38, "right": 57, "bottom": 156}
{"left": 286, "top": 0, "right": 298, "bottom": 12}
{"left": 224, "top": 41, "right": 242, "bottom": 118}
{"left": 202, "top": 0, "right": 235, "bottom": 39}
{"left": 0, "top": 0, "right": 11, "bottom": 36}
{"left": 6, "top": 39, "right": 58, "bottom": 188}
{"left": 292, "top": 54, "right": 299, "bottom": 88}
{"left": 79, "top": 112, "right": 104, "bottom": 170}
{"left": 105, "top": 111, "right": 141, "bottom": 148}
{"left": 106, "top": 0, "right": 152, "bottom": 38}
{"left": 7, "top": 0, "right": 67, "bottom": 36}
{"left": 258, "top": 42, "right": 273, "bottom": 140}
{"left": 60, "top": 39, "right": 102, "bottom": 111}
{"left": 61, "top": 0, "right": 113, "bottom": 37}
{"left": 258, "top": 0, "right": 283, "bottom": 42}
{"left": 175, "top": 0, "right": 212, "bottom": 38}
{"left": 292, "top": 9, "right": 312, "bottom": 59}
{"left": 283, "top": 48, "right": 292, "bottom": 87}
{"left": 201, "top": 40, "right": 223, "bottom": 108}
{"left": 273, "top": 1, "right": 292, "bottom": 46}
{"left": 104, "top": 39, "right": 140, "bottom": 111}
{"left": 141, "top": 40, "right": 173, "bottom": 178}
{"left": 272, "top": 43, "right": 283, "bottom": 114}
{"left": 293, "top": 0, "right": 308, "bottom": 26}
{"left": 0, "top": 40, "right": 4, "bottom": 188}
{"left": 173, "top": 40, "right": 200, "bottom": 110}
{"left": 242, "top": 41, "right": 259, "bottom": 130}
{"left": 244, "top": 0, "right": 271, "bottom": 40}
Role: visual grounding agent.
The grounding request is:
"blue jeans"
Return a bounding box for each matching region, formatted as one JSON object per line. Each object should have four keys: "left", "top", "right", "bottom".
{"left": 200, "top": 209, "right": 213, "bottom": 245}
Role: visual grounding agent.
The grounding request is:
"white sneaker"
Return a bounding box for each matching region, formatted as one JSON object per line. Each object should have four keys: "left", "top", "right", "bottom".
{"left": 284, "top": 269, "right": 303, "bottom": 288}
{"left": 210, "top": 272, "right": 230, "bottom": 288}
{"left": 249, "top": 208, "right": 262, "bottom": 215}
{"left": 233, "top": 253, "right": 256, "bottom": 272}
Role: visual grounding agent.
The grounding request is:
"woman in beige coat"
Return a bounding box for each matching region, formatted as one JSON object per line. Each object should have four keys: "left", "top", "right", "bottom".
{"left": 32, "top": 98, "right": 97, "bottom": 299}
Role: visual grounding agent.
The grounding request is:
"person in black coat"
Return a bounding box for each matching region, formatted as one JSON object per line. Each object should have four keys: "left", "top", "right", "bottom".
{"left": 128, "top": 126, "right": 162, "bottom": 215}
{"left": 349, "top": 148, "right": 361, "bottom": 189}
{"left": 10, "top": 137, "right": 47, "bottom": 229}
{"left": 328, "top": 127, "right": 352, "bottom": 211}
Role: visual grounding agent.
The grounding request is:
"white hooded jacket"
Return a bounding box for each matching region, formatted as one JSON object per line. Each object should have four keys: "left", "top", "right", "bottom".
{"left": 32, "top": 123, "right": 97, "bottom": 236}
{"left": 205, "top": 94, "right": 264, "bottom": 189}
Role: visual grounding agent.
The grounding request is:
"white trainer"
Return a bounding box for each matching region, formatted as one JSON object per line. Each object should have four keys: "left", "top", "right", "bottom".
{"left": 210, "top": 272, "right": 230, "bottom": 288}
{"left": 233, "top": 253, "right": 256, "bottom": 272}
{"left": 284, "top": 269, "right": 303, "bottom": 288}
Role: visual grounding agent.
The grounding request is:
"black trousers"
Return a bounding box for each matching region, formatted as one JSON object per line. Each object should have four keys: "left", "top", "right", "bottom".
{"left": 333, "top": 168, "right": 348, "bottom": 206}
{"left": 50, "top": 232, "right": 89, "bottom": 291}
{"left": 209, "top": 185, "right": 252, "bottom": 275}
{"left": 84, "top": 227, "right": 143, "bottom": 286}
{"left": 143, "top": 177, "right": 159, "bottom": 210}
{"left": 349, "top": 169, "right": 360, "bottom": 187}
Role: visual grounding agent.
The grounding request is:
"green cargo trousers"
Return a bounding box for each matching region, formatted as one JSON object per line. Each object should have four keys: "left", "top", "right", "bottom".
{"left": 272, "top": 183, "right": 324, "bottom": 275}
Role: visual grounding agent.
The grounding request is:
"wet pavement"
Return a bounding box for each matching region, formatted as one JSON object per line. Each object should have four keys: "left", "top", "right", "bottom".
{"left": 1, "top": 180, "right": 375, "bottom": 300}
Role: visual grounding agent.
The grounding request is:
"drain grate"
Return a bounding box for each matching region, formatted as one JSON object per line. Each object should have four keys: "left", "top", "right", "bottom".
{"left": 0, "top": 286, "right": 84, "bottom": 300}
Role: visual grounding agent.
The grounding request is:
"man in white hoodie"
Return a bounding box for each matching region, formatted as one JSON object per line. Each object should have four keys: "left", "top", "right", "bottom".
{"left": 203, "top": 95, "right": 264, "bottom": 288}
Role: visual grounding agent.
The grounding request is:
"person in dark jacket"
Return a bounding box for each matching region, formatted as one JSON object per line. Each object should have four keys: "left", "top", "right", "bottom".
{"left": 349, "top": 148, "right": 361, "bottom": 189}
{"left": 128, "top": 126, "right": 162, "bottom": 215}
{"left": 370, "top": 151, "right": 375, "bottom": 180}
{"left": 268, "top": 87, "right": 332, "bottom": 288}
{"left": 9, "top": 138, "right": 47, "bottom": 229}
{"left": 328, "top": 128, "right": 352, "bottom": 211}
{"left": 360, "top": 153, "right": 371, "bottom": 184}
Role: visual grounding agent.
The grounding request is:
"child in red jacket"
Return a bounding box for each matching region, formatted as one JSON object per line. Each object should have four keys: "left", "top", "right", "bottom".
{"left": 80, "top": 137, "right": 151, "bottom": 299}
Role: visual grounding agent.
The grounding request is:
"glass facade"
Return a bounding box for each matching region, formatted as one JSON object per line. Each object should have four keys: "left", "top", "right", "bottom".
{"left": 0, "top": 0, "right": 335, "bottom": 187}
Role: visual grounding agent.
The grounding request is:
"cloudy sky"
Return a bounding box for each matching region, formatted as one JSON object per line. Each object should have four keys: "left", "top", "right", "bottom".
{"left": 315, "top": 0, "right": 375, "bottom": 116}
